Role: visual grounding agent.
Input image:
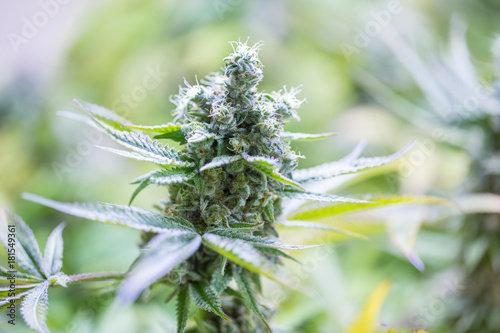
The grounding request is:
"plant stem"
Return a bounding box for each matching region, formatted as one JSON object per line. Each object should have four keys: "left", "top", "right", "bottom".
{"left": 55, "top": 272, "right": 124, "bottom": 286}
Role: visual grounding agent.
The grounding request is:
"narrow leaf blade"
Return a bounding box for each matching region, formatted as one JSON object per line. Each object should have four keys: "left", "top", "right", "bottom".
{"left": 0, "top": 210, "right": 45, "bottom": 278}
{"left": 117, "top": 231, "right": 201, "bottom": 304}
{"left": 288, "top": 194, "right": 451, "bottom": 220}
{"left": 176, "top": 286, "right": 191, "bottom": 333}
{"left": 42, "top": 223, "right": 65, "bottom": 277}
{"left": 20, "top": 281, "right": 50, "bottom": 333}
{"left": 189, "top": 282, "right": 231, "bottom": 321}
{"left": 279, "top": 189, "right": 375, "bottom": 204}
{"left": 202, "top": 233, "right": 285, "bottom": 282}
{"left": 293, "top": 141, "right": 414, "bottom": 183}
{"left": 281, "top": 131, "right": 337, "bottom": 140}
{"left": 234, "top": 269, "right": 271, "bottom": 331}
{"left": 23, "top": 193, "right": 195, "bottom": 232}
{"left": 74, "top": 99, "right": 193, "bottom": 167}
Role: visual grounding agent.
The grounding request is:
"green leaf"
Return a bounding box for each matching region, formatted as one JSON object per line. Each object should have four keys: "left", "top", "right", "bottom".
{"left": 279, "top": 189, "right": 375, "bottom": 204}
{"left": 176, "top": 286, "right": 191, "bottom": 333}
{"left": 42, "top": 223, "right": 65, "bottom": 277}
{"left": 189, "top": 282, "right": 231, "bottom": 321}
{"left": 0, "top": 284, "right": 39, "bottom": 298}
{"left": 125, "top": 123, "right": 186, "bottom": 143}
{"left": 0, "top": 289, "right": 32, "bottom": 312}
{"left": 0, "top": 266, "right": 43, "bottom": 284}
{"left": 234, "top": 269, "right": 271, "bottom": 331}
{"left": 23, "top": 193, "right": 195, "bottom": 233}
{"left": 20, "top": 281, "right": 50, "bottom": 333}
{"left": 129, "top": 167, "right": 196, "bottom": 205}
{"left": 73, "top": 99, "right": 193, "bottom": 167}
{"left": 292, "top": 141, "right": 414, "bottom": 183}
{"left": 118, "top": 230, "right": 201, "bottom": 304}
{"left": 207, "top": 228, "right": 321, "bottom": 250}
{"left": 256, "top": 247, "right": 298, "bottom": 262}
{"left": 211, "top": 260, "right": 232, "bottom": 294}
{"left": 199, "top": 155, "right": 242, "bottom": 171}
{"left": 277, "top": 220, "right": 369, "bottom": 240}
{"left": 95, "top": 146, "right": 187, "bottom": 167}
{"left": 280, "top": 131, "right": 337, "bottom": 140}
{"left": 130, "top": 168, "right": 196, "bottom": 186}
{"left": 242, "top": 154, "right": 303, "bottom": 189}
{"left": 202, "top": 233, "right": 289, "bottom": 283}
{"left": 0, "top": 210, "right": 45, "bottom": 279}
{"left": 287, "top": 194, "right": 451, "bottom": 220}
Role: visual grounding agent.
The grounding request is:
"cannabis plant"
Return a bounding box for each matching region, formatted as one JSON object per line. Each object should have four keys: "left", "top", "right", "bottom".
{"left": 2, "top": 41, "right": 425, "bottom": 332}
{"left": 356, "top": 21, "right": 500, "bottom": 332}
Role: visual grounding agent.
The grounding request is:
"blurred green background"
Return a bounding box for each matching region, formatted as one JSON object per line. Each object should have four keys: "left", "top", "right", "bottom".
{"left": 1, "top": 0, "right": 499, "bottom": 332}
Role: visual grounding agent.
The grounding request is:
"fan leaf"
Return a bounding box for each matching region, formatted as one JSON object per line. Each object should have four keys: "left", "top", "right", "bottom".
{"left": 176, "top": 286, "right": 191, "bottom": 333}
{"left": 129, "top": 167, "right": 196, "bottom": 205}
{"left": 292, "top": 141, "right": 414, "bottom": 183}
{"left": 23, "top": 193, "right": 195, "bottom": 233}
{"left": 74, "top": 99, "right": 193, "bottom": 167}
{"left": 277, "top": 220, "right": 369, "bottom": 240}
{"left": 0, "top": 210, "right": 45, "bottom": 278}
{"left": 207, "top": 228, "right": 321, "bottom": 250}
{"left": 234, "top": 269, "right": 271, "bottom": 331}
{"left": 189, "top": 282, "right": 231, "bottom": 321}
{"left": 280, "top": 131, "right": 337, "bottom": 140}
{"left": 202, "top": 233, "right": 285, "bottom": 282}
{"left": 117, "top": 231, "right": 201, "bottom": 304}
{"left": 20, "top": 281, "right": 50, "bottom": 333}
{"left": 288, "top": 194, "right": 451, "bottom": 220}
{"left": 279, "top": 189, "right": 375, "bottom": 204}
{"left": 42, "top": 223, "right": 65, "bottom": 277}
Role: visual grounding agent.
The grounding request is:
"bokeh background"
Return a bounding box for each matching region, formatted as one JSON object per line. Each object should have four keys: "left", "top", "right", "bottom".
{"left": 1, "top": 0, "right": 500, "bottom": 332}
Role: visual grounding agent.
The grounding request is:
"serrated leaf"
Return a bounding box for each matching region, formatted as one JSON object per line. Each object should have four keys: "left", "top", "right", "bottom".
{"left": 0, "top": 266, "right": 43, "bottom": 284}
{"left": 42, "top": 223, "right": 65, "bottom": 277}
{"left": 190, "top": 282, "right": 231, "bottom": 321}
{"left": 211, "top": 261, "right": 232, "bottom": 294}
{"left": 292, "top": 141, "right": 414, "bottom": 183}
{"left": 129, "top": 167, "right": 196, "bottom": 205}
{"left": 131, "top": 168, "right": 196, "bottom": 186}
{"left": 288, "top": 194, "right": 451, "bottom": 221}
{"left": 23, "top": 193, "right": 195, "bottom": 233}
{"left": 0, "top": 290, "right": 32, "bottom": 312}
{"left": 0, "top": 284, "right": 39, "bottom": 298}
{"left": 199, "top": 155, "right": 242, "bottom": 171}
{"left": 256, "top": 246, "right": 298, "bottom": 262}
{"left": 176, "top": 286, "right": 191, "bottom": 333}
{"left": 207, "top": 228, "right": 321, "bottom": 250}
{"left": 95, "top": 146, "right": 186, "bottom": 167}
{"left": 0, "top": 210, "right": 45, "bottom": 278}
{"left": 281, "top": 131, "right": 337, "bottom": 140}
{"left": 242, "top": 154, "right": 303, "bottom": 189}
{"left": 20, "top": 281, "right": 50, "bottom": 333}
{"left": 125, "top": 123, "right": 186, "bottom": 143}
{"left": 277, "top": 220, "right": 369, "bottom": 240}
{"left": 202, "top": 233, "right": 289, "bottom": 283}
{"left": 117, "top": 230, "right": 201, "bottom": 304}
{"left": 279, "top": 189, "right": 375, "bottom": 204}
{"left": 74, "top": 99, "right": 193, "bottom": 167}
{"left": 234, "top": 269, "right": 271, "bottom": 331}
{"left": 56, "top": 111, "right": 100, "bottom": 130}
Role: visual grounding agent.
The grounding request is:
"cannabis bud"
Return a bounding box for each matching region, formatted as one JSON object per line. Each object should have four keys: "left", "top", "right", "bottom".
{"left": 12, "top": 41, "right": 414, "bottom": 333}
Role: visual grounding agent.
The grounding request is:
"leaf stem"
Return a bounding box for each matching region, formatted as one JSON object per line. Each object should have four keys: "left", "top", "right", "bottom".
{"left": 55, "top": 272, "right": 124, "bottom": 286}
